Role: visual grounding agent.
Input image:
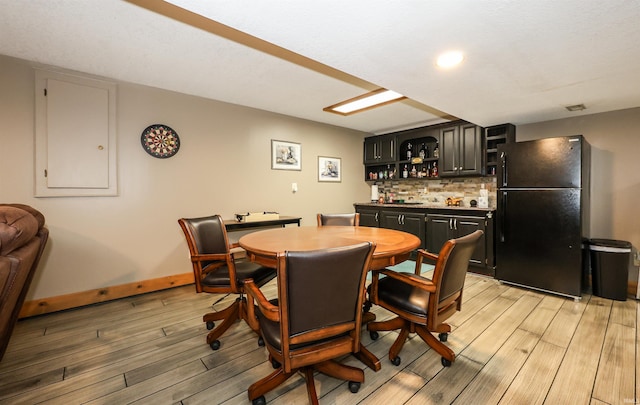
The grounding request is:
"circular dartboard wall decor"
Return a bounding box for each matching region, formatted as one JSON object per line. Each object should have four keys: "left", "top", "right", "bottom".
{"left": 141, "top": 124, "right": 180, "bottom": 158}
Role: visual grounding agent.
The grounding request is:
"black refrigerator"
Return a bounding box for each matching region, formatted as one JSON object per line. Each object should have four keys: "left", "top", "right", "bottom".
{"left": 496, "top": 135, "right": 590, "bottom": 299}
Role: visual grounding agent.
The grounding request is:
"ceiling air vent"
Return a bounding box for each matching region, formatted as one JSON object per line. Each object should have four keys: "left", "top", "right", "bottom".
{"left": 565, "top": 104, "right": 586, "bottom": 112}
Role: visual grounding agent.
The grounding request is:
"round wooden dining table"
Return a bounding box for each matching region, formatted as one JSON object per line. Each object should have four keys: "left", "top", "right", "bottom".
{"left": 238, "top": 225, "right": 421, "bottom": 372}
{"left": 238, "top": 225, "right": 421, "bottom": 271}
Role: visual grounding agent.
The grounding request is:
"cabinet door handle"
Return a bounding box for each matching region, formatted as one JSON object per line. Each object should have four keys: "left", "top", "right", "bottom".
{"left": 401, "top": 214, "right": 405, "bottom": 225}
{"left": 375, "top": 212, "right": 379, "bottom": 222}
{"left": 449, "top": 218, "right": 453, "bottom": 229}
{"left": 454, "top": 218, "right": 458, "bottom": 230}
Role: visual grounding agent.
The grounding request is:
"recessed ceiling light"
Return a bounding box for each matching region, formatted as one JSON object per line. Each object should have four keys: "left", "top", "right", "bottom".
{"left": 323, "top": 88, "right": 406, "bottom": 116}
{"left": 436, "top": 51, "right": 464, "bottom": 68}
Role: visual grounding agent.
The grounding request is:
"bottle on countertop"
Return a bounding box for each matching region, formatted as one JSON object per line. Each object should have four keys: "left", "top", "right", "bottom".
{"left": 406, "top": 143, "right": 412, "bottom": 160}
{"left": 431, "top": 161, "right": 438, "bottom": 177}
{"left": 403, "top": 164, "right": 409, "bottom": 178}
{"left": 433, "top": 143, "right": 439, "bottom": 158}
{"left": 411, "top": 165, "right": 417, "bottom": 178}
{"left": 419, "top": 143, "right": 426, "bottom": 159}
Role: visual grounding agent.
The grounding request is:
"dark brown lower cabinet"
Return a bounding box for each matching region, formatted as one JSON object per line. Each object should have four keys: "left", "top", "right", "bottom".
{"left": 354, "top": 205, "right": 495, "bottom": 276}
{"left": 380, "top": 210, "right": 426, "bottom": 249}
{"left": 426, "top": 213, "right": 493, "bottom": 276}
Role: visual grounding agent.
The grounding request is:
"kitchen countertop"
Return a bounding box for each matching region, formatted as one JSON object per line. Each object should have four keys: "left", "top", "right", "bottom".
{"left": 354, "top": 202, "right": 495, "bottom": 212}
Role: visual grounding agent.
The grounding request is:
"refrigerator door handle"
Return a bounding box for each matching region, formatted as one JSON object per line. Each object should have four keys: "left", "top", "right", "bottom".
{"left": 499, "top": 191, "right": 507, "bottom": 242}
{"left": 500, "top": 151, "right": 507, "bottom": 187}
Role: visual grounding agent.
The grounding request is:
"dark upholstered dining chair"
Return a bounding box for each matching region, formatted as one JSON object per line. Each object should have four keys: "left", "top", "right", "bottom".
{"left": 367, "top": 230, "right": 483, "bottom": 367}
{"left": 178, "top": 215, "right": 276, "bottom": 350}
{"left": 316, "top": 212, "right": 360, "bottom": 227}
{"left": 244, "top": 242, "right": 375, "bottom": 405}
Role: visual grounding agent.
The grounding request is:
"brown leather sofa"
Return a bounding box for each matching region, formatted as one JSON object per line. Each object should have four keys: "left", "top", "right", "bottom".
{"left": 0, "top": 204, "right": 49, "bottom": 361}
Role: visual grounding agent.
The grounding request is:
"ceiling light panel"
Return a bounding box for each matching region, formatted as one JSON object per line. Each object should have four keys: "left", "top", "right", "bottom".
{"left": 324, "top": 89, "right": 406, "bottom": 116}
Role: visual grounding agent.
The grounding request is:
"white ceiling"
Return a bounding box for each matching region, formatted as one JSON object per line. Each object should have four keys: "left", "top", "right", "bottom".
{"left": 2, "top": 0, "right": 639, "bottom": 134}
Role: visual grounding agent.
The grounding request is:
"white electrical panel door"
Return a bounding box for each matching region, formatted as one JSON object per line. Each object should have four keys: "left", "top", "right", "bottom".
{"left": 35, "top": 69, "right": 117, "bottom": 197}
{"left": 46, "top": 79, "right": 110, "bottom": 188}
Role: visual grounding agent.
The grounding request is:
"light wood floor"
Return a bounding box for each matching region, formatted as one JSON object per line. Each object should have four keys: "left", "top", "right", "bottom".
{"left": 0, "top": 272, "right": 637, "bottom": 405}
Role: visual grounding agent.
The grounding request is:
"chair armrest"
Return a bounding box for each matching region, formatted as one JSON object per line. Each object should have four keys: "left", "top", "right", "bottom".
{"left": 244, "top": 279, "right": 280, "bottom": 323}
{"left": 414, "top": 249, "right": 438, "bottom": 275}
{"left": 417, "top": 249, "right": 438, "bottom": 262}
{"left": 379, "top": 269, "right": 437, "bottom": 293}
{"left": 191, "top": 253, "right": 228, "bottom": 262}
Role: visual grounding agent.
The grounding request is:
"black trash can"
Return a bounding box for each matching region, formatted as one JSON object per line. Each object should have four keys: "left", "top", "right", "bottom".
{"left": 589, "top": 239, "right": 632, "bottom": 301}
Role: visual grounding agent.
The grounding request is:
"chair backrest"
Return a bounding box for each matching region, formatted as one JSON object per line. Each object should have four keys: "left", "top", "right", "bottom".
{"left": 179, "top": 215, "right": 229, "bottom": 256}
{"left": 316, "top": 213, "right": 360, "bottom": 227}
{"left": 429, "top": 230, "right": 483, "bottom": 319}
{"left": 178, "top": 215, "right": 234, "bottom": 292}
{"left": 277, "top": 242, "right": 374, "bottom": 349}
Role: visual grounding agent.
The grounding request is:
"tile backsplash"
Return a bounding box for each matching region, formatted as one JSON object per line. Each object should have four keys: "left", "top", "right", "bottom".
{"left": 371, "top": 177, "right": 498, "bottom": 208}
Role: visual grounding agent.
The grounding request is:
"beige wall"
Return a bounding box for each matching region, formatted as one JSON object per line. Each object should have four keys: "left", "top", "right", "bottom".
{"left": 0, "top": 55, "right": 370, "bottom": 300}
{"left": 3, "top": 53, "right": 638, "bottom": 300}
{"left": 517, "top": 109, "right": 640, "bottom": 282}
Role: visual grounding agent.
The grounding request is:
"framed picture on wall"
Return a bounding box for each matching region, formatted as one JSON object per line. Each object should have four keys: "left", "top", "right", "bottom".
{"left": 271, "top": 140, "right": 301, "bottom": 170}
{"left": 318, "top": 156, "right": 341, "bottom": 182}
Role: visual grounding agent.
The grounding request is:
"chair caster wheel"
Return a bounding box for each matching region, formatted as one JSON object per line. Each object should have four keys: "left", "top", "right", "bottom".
{"left": 438, "top": 332, "right": 448, "bottom": 342}
{"left": 441, "top": 357, "right": 452, "bottom": 367}
{"left": 210, "top": 340, "right": 220, "bottom": 350}
{"left": 258, "top": 337, "right": 265, "bottom": 347}
{"left": 252, "top": 396, "right": 266, "bottom": 405}
{"left": 391, "top": 356, "right": 401, "bottom": 366}
{"left": 348, "top": 381, "right": 361, "bottom": 393}
{"left": 271, "top": 359, "right": 281, "bottom": 369}
{"left": 369, "top": 331, "right": 379, "bottom": 341}
{"left": 206, "top": 321, "right": 215, "bottom": 330}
